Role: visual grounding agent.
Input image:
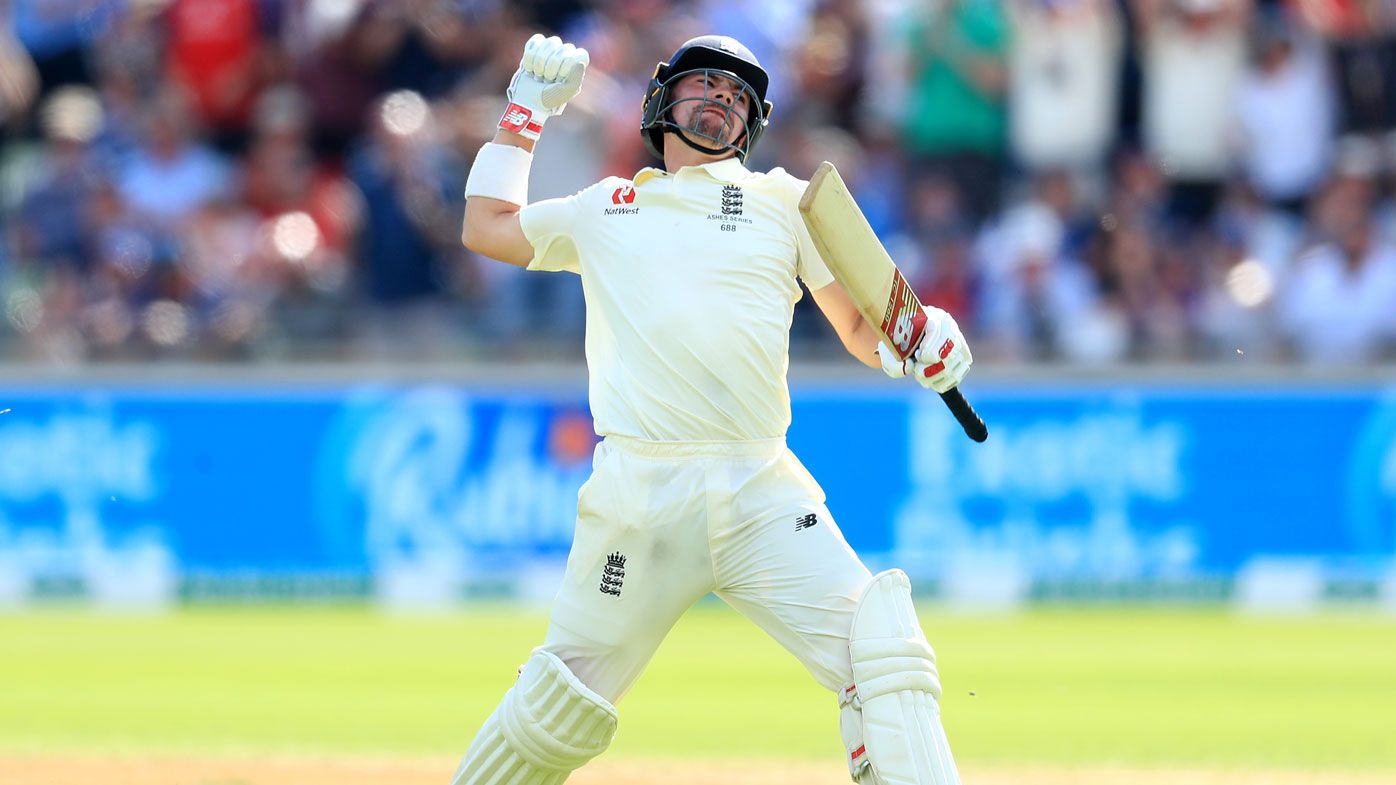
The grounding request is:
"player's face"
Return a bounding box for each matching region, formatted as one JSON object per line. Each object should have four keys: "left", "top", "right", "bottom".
{"left": 670, "top": 71, "right": 750, "bottom": 147}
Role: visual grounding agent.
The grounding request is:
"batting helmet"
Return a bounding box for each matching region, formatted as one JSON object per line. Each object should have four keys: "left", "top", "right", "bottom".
{"left": 640, "top": 35, "right": 773, "bottom": 163}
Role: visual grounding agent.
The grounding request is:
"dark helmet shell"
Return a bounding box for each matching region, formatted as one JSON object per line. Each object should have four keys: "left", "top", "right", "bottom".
{"left": 640, "top": 35, "right": 774, "bottom": 162}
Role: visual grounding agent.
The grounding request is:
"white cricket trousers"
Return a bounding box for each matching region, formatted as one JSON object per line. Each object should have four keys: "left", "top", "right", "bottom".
{"left": 542, "top": 435, "right": 873, "bottom": 704}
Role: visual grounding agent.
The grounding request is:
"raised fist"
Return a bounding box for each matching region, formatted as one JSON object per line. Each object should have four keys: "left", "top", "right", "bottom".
{"left": 501, "top": 34, "right": 589, "bottom": 139}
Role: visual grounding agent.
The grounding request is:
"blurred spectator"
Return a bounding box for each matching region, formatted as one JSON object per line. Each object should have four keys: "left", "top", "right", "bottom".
{"left": 12, "top": 87, "right": 104, "bottom": 271}
{"left": 348, "top": 0, "right": 499, "bottom": 99}
{"left": 1114, "top": 0, "right": 1147, "bottom": 147}
{"left": 82, "top": 178, "right": 194, "bottom": 359}
{"left": 907, "top": 172, "right": 972, "bottom": 248}
{"left": 116, "top": 89, "right": 231, "bottom": 231}
{"left": 1195, "top": 221, "right": 1282, "bottom": 360}
{"left": 1078, "top": 217, "right": 1159, "bottom": 361}
{"left": 1146, "top": 229, "right": 1204, "bottom": 357}
{"left": 1299, "top": 0, "right": 1396, "bottom": 141}
{"left": 243, "top": 85, "right": 358, "bottom": 256}
{"left": 1277, "top": 166, "right": 1396, "bottom": 364}
{"left": 973, "top": 172, "right": 1103, "bottom": 362}
{"left": 517, "top": 0, "right": 589, "bottom": 31}
{"left": 1107, "top": 146, "right": 1169, "bottom": 239}
{"left": 918, "top": 233, "right": 976, "bottom": 329}
{"left": 977, "top": 202, "right": 1106, "bottom": 361}
{"left": 1036, "top": 168, "right": 1102, "bottom": 256}
{"left": 277, "top": 0, "right": 386, "bottom": 156}
{"left": 0, "top": 1, "right": 40, "bottom": 127}
{"left": 163, "top": 0, "right": 279, "bottom": 151}
{"left": 1211, "top": 175, "right": 1305, "bottom": 281}
{"left": 1008, "top": 0, "right": 1123, "bottom": 175}
{"left": 229, "top": 84, "right": 361, "bottom": 352}
{"left": 346, "top": 90, "right": 463, "bottom": 358}
{"left": 786, "top": 0, "right": 870, "bottom": 131}
{"left": 0, "top": 0, "right": 1391, "bottom": 367}
{"left": 1232, "top": 9, "right": 1334, "bottom": 213}
{"left": 900, "top": 173, "right": 977, "bottom": 341}
{"left": 10, "top": 0, "right": 117, "bottom": 95}
{"left": 697, "top": 0, "right": 812, "bottom": 109}
{"left": 1138, "top": 0, "right": 1252, "bottom": 227}
{"left": 562, "top": 0, "right": 698, "bottom": 174}
{"left": 899, "top": 0, "right": 1010, "bottom": 222}
{"left": 85, "top": 3, "right": 162, "bottom": 167}
{"left": 178, "top": 193, "right": 259, "bottom": 328}
{"left": 5, "top": 86, "right": 105, "bottom": 360}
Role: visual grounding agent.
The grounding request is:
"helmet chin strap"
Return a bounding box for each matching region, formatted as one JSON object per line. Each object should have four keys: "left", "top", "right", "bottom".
{"left": 673, "top": 129, "right": 736, "bottom": 157}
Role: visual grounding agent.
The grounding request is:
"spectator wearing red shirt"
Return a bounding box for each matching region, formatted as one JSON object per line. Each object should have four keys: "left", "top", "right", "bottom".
{"left": 164, "top": 0, "right": 277, "bottom": 151}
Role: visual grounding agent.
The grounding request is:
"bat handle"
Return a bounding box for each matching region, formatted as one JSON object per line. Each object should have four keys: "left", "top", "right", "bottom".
{"left": 939, "top": 387, "right": 988, "bottom": 442}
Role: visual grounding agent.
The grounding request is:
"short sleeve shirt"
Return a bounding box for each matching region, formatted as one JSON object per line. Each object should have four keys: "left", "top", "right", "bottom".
{"left": 519, "top": 158, "right": 832, "bottom": 441}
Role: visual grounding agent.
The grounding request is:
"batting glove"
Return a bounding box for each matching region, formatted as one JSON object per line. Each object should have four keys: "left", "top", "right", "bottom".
{"left": 877, "top": 306, "right": 972, "bottom": 394}
{"left": 500, "top": 33, "right": 589, "bottom": 140}
{"left": 877, "top": 340, "right": 910, "bottom": 380}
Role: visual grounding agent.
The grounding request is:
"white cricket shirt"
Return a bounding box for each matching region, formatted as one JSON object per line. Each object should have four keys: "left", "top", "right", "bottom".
{"left": 519, "top": 157, "right": 833, "bottom": 441}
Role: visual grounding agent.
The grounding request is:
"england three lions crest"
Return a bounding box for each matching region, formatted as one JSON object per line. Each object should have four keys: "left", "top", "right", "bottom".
{"left": 599, "top": 552, "right": 626, "bottom": 597}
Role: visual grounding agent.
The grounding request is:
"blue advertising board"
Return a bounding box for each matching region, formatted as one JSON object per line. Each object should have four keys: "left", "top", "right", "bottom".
{"left": 0, "top": 380, "right": 1393, "bottom": 601}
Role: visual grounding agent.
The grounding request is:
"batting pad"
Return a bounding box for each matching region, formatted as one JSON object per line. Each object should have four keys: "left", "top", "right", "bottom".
{"left": 845, "top": 570, "right": 961, "bottom": 785}
{"left": 451, "top": 648, "right": 618, "bottom": 785}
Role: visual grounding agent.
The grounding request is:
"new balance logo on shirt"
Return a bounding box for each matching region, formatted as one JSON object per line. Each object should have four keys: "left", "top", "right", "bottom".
{"left": 795, "top": 513, "right": 817, "bottom": 531}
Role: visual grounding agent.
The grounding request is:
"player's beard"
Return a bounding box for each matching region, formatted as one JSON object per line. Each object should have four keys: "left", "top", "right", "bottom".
{"left": 684, "top": 101, "right": 742, "bottom": 147}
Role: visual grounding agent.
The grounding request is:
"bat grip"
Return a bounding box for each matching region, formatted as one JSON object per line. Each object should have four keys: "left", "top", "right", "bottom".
{"left": 939, "top": 387, "right": 988, "bottom": 443}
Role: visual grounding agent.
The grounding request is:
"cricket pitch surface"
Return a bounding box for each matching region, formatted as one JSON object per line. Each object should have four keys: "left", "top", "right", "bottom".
{"left": 5, "top": 755, "right": 1392, "bottom": 785}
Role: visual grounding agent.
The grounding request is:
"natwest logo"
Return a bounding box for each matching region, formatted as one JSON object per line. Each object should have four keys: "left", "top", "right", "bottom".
{"left": 605, "top": 184, "right": 639, "bottom": 215}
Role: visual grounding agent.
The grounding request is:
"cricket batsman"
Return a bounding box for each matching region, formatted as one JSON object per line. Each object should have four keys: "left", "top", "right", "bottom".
{"left": 454, "top": 32, "right": 973, "bottom": 785}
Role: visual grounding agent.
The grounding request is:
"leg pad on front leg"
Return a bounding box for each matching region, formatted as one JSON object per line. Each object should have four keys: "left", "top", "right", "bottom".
{"left": 451, "top": 649, "right": 617, "bottom": 785}
{"left": 840, "top": 570, "right": 961, "bottom": 785}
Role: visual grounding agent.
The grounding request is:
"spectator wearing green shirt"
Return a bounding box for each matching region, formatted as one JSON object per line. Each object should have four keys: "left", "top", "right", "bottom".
{"left": 901, "top": 0, "right": 1009, "bottom": 221}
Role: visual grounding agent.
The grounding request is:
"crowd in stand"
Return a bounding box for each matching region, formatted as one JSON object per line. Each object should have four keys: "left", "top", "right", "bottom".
{"left": 1, "top": 0, "right": 1394, "bottom": 366}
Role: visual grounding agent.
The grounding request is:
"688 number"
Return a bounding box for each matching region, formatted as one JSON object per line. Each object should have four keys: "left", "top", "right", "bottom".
{"left": 720, "top": 223, "right": 737, "bottom": 232}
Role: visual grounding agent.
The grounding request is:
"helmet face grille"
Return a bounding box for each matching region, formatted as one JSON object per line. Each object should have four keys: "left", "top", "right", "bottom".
{"left": 643, "top": 68, "right": 768, "bottom": 160}
{"left": 640, "top": 38, "right": 774, "bottom": 163}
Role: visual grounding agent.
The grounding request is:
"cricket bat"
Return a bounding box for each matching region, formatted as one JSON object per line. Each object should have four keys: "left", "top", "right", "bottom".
{"left": 799, "top": 161, "right": 988, "bottom": 443}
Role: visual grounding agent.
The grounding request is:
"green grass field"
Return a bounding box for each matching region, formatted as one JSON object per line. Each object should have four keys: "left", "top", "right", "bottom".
{"left": 3, "top": 603, "right": 1394, "bottom": 774}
